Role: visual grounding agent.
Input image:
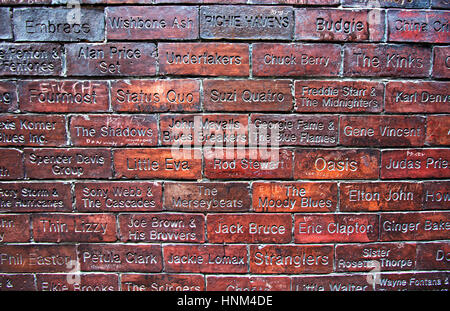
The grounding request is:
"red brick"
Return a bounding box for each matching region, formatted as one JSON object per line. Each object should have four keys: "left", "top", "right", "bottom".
{"left": 423, "top": 181, "right": 450, "bottom": 210}
{"left": 106, "top": 6, "right": 198, "bottom": 40}
{"left": 36, "top": 274, "right": 119, "bottom": 291}
{"left": 376, "top": 272, "right": 450, "bottom": 290}
{"left": 252, "top": 182, "right": 337, "bottom": 212}
{"left": 65, "top": 43, "right": 157, "bottom": 76}
{"left": 19, "top": 80, "right": 109, "bottom": 113}
{"left": 0, "top": 214, "right": 30, "bottom": 242}
{"left": 119, "top": 213, "right": 205, "bottom": 243}
{"left": 335, "top": 243, "right": 416, "bottom": 272}
{"left": 206, "top": 276, "right": 290, "bottom": 291}
{"left": 344, "top": 44, "right": 431, "bottom": 77}
{"left": 0, "top": 149, "right": 24, "bottom": 180}
{"left": 159, "top": 43, "right": 249, "bottom": 76}
{"left": 295, "top": 214, "right": 379, "bottom": 243}
{"left": 432, "top": 0, "right": 450, "bottom": 8}
{"left": 380, "top": 211, "right": 450, "bottom": 241}
{"left": 157, "top": 0, "right": 246, "bottom": 2}
{"left": 0, "top": 115, "right": 67, "bottom": 147}
{"left": 340, "top": 115, "right": 426, "bottom": 147}
{"left": 426, "top": 115, "right": 450, "bottom": 146}
{"left": 385, "top": 81, "right": 450, "bottom": 113}
{"left": 121, "top": 274, "right": 204, "bottom": 291}
{"left": 0, "top": 182, "right": 71, "bottom": 212}
{"left": 293, "top": 275, "right": 373, "bottom": 291}
{"left": 200, "top": 6, "right": 293, "bottom": 40}
{"left": 163, "top": 244, "right": 248, "bottom": 273}
{"left": 207, "top": 213, "right": 292, "bottom": 243}
{"left": 164, "top": 182, "right": 250, "bottom": 212}
{"left": 340, "top": 182, "right": 423, "bottom": 211}
{"left": 417, "top": 242, "right": 449, "bottom": 270}
{"left": 113, "top": 148, "right": 201, "bottom": 179}
{"left": 294, "top": 148, "right": 380, "bottom": 179}
{"left": 203, "top": 79, "right": 292, "bottom": 112}
{"left": 253, "top": 0, "right": 339, "bottom": 4}
{"left": 342, "top": 0, "right": 429, "bottom": 8}
{"left": 0, "top": 274, "right": 35, "bottom": 291}
{"left": 295, "top": 9, "right": 385, "bottom": 42}
{"left": 160, "top": 114, "right": 248, "bottom": 146}
{"left": 0, "top": 81, "right": 16, "bottom": 112}
{"left": 75, "top": 181, "right": 162, "bottom": 212}
{"left": 78, "top": 244, "right": 162, "bottom": 272}
{"left": 294, "top": 80, "right": 383, "bottom": 113}
{"left": 0, "top": 43, "right": 63, "bottom": 76}
{"left": 381, "top": 149, "right": 450, "bottom": 179}
{"left": 32, "top": 214, "right": 117, "bottom": 242}
{"left": 252, "top": 43, "right": 341, "bottom": 77}
{"left": 251, "top": 114, "right": 338, "bottom": 146}
{"left": 204, "top": 148, "right": 293, "bottom": 179}
{"left": 432, "top": 46, "right": 450, "bottom": 78}
{"left": 24, "top": 148, "right": 112, "bottom": 179}
{"left": 388, "top": 10, "right": 450, "bottom": 43}
{"left": 111, "top": 79, "right": 200, "bottom": 112}
{"left": 0, "top": 8, "right": 12, "bottom": 40}
{"left": 249, "top": 245, "right": 333, "bottom": 274}
{"left": 0, "top": 245, "right": 77, "bottom": 272}
{"left": 70, "top": 115, "right": 157, "bottom": 147}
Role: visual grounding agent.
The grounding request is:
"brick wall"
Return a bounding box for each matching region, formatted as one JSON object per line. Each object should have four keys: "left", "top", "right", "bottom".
{"left": 0, "top": 0, "right": 448, "bottom": 291}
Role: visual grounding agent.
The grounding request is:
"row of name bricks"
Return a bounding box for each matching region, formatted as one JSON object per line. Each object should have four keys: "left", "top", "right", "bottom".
{"left": 0, "top": 148, "right": 449, "bottom": 180}
{"left": 0, "top": 211, "right": 449, "bottom": 243}
{"left": 0, "top": 181, "right": 448, "bottom": 212}
{"left": 0, "top": 42, "right": 448, "bottom": 78}
{"left": 0, "top": 242, "right": 448, "bottom": 275}
{"left": 0, "top": 114, "right": 449, "bottom": 147}
{"left": 1, "top": 271, "right": 450, "bottom": 291}
{"left": 0, "top": 6, "right": 449, "bottom": 43}
{"left": 1, "top": 80, "right": 449, "bottom": 113}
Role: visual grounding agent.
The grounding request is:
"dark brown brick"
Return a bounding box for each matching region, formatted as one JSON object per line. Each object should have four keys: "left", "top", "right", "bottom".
{"left": 70, "top": 115, "right": 157, "bottom": 147}
{"left": 0, "top": 149, "right": 24, "bottom": 180}
{"left": 164, "top": 182, "right": 250, "bottom": 212}
{"left": 0, "top": 182, "right": 71, "bottom": 212}
{"left": 294, "top": 148, "right": 380, "bottom": 179}
{"left": 106, "top": 6, "right": 198, "bottom": 40}
{"left": 204, "top": 148, "right": 293, "bottom": 179}
{"left": 0, "top": 81, "right": 16, "bottom": 113}
{"left": 376, "top": 272, "right": 450, "bottom": 290}
{"left": 36, "top": 273, "right": 119, "bottom": 291}
{"left": 251, "top": 114, "right": 338, "bottom": 146}
{"left": 295, "top": 80, "right": 383, "bottom": 113}
{"left": 335, "top": 243, "right": 417, "bottom": 272}
{"left": 0, "top": 43, "right": 63, "bottom": 76}
{"left": 24, "top": 148, "right": 112, "bottom": 179}
{"left": 426, "top": 115, "right": 450, "bottom": 146}
{"left": 200, "top": 6, "right": 293, "bottom": 40}
{"left": 295, "top": 9, "right": 385, "bottom": 42}
{"left": 19, "top": 80, "right": 109, "bottom": 113}
{"left": 295, "top": 214, "right": 379, "bottom": 243}
{"left": 203, "top": 79, "right": 292, "bottom": 112}
{"left": 344, "top": 44, "right": 431, "bottom": 77}
{"left": 0, "top": 8, "right": 12, "bottom": 40}
{"left": 111, "top": 79, "right": 200, "bottom": 112}
{"left": 253, "top": 182, "right": 337, "bottom": 212}
{"left": 253, "top": 43, "right": 341, "bottom": 77}
{"left": 293, "top": 275, "right": 373, "bottom": 291}
{"left": 119, "top": 213, "right": 205, "bottom": 243}
{"left": 340, "top": 115, "right": 426, "bottom": 147}
{"left": 114, "top": 148, "right": 201, "bottom": 179}
{"left": 381, "top": 149, "right": 450, "bottom": 179}
{"left": 387, "top": 10, "right": 450, "bottom": 43}
{"left": 417, "top": 242, "right": 449, "bottom": 270}
{"left": 121, "top": 274, "right": 204, "bottom": 291}
{"left": 65, "top": 43, "right": 157, "bottom": 76}
{"left": 423, "top": 181, "right": 450, "bottom": 210}
{"left": 207, "top": 276, "right": 290, "bottom": 291}
{"left": 75, "top": 181, "right": 162, "bottom": 212}
{"left": 0, "top": 214, "right": 30, "bottom": 242}
{"left": 78, "top": 244, "right": 162, "bottom": 272}
{"left": 340, "top": 182, "right": 423, "bottom": 211}
{"left": 0, "top": 274, "right": 35, "bottom": 291}
{"left": 159, "top": 43, "right": 249, "bottom": 76}
{"left": 0, "top": 115, "right": 67, "bottom": 147}
{"left": 249, "top": 245, "right": 333, "bottom": 274}
{"left": 13, "top": 8, "right": 104, "bottom": 42}
{"left": 385, "top": 81, "right": 450, "bottom": 113}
